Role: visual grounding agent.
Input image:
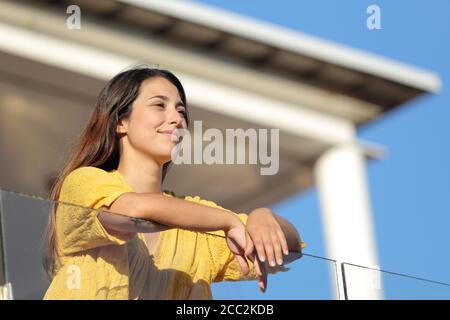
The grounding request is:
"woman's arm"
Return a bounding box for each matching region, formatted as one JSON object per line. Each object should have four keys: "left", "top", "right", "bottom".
{"left": 101, "top": 192, "right": 242, "bottom": 233}
{"left": 99, "top": 192, "right": 253, "bottom": 275}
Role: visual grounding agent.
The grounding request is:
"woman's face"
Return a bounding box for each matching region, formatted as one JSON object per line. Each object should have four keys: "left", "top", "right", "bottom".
{"left": 117, "top": 76, "right": 188, "bottom": 165}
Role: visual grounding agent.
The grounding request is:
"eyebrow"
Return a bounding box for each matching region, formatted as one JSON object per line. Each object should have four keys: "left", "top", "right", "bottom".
{"left": 148, "top": 95, "right": 185, "bottom": 107}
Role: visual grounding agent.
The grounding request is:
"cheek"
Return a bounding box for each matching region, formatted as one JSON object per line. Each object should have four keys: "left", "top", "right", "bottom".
{"left": 144, "top": 109, "right": 165, "bottom": 128}
{"left": 126, "top": 120, "right": 159, "bottom": 148}
{"left": 133, "top": 111, "right": 163, "bottom": 134}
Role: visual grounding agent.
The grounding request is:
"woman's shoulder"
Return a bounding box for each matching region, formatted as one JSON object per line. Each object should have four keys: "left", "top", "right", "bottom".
{"left": 62, "top": 166, "right": 121, "bottom": 186}
{"left": 65, "top": 166, "right": 110, "bottom": 181}
{"left": 59, "top": 166, "right": 130, "bottom": 204}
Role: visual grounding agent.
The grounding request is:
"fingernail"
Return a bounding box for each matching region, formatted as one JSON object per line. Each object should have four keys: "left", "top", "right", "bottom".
{"left": 277, "top": 258, "right": 283, "bottom": 265}
{"left": 260, "top": 256, "right": 265, "bottom": 262}
{"left": 284, "top": 250, "right": 289, "bottom": 255}
{"left": 270, "top": 260, "right": 276, "bottom": 267}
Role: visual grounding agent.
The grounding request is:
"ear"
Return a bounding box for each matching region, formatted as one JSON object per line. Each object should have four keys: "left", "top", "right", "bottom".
{"left": 116, "top": 117, "right": 128, "bottom": 135}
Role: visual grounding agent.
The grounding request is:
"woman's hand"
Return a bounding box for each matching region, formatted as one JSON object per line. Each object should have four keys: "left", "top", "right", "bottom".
{"left": 246, "top": 208, "right": 289, "bottom": 268}
{"left": 245, "top": 237, "right": 269, "bottom": 293}
{"left": 224, "top": 218, "right": 252, "bottom": 276}
{"left": 225, "top": 218, "right": 269, "bottom": 292}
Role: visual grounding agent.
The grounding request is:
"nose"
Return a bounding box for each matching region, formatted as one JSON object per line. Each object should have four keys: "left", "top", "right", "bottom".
{"left": 168, "top": 106, "right": 185, "bottom": 127}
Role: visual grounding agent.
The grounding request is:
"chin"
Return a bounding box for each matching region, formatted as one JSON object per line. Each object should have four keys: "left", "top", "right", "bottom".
{"left": 159, "top": 152, "right": 175, "bottom": 164}
{"left": 152, "top": 142, "right": 180, "bottom": 163}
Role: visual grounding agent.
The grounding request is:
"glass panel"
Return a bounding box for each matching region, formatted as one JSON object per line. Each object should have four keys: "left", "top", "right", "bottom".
{"left": 0, "top": 190, "right": 52, "bottom": 299}
{"left": 211, "top": 253, "right": 340, "bottom": 300}
{"left": 0, "top": 191, "right": 6, "bottom": 291}
{"left": 0, "top": 189, "right": 340, "bottom": 300}
{"left": 342, "top": 263, "right": 450, "bottom": 300}
{"left": 0, "top": 189, "right": 167, "bottom": 299}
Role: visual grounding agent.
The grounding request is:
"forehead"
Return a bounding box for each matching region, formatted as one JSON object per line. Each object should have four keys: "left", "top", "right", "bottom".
{"left": 139, "top": 76, "right": 181, "bottom": 99}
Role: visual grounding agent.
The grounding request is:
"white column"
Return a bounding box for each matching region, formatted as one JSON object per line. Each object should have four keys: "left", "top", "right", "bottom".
{"left": 314, "top": 143, "right": 384, "bottom": 300}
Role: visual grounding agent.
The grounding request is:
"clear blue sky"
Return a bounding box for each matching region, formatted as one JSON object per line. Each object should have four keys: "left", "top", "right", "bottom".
{"left": 190, "top": 0, "right": 450, "bottom": 299}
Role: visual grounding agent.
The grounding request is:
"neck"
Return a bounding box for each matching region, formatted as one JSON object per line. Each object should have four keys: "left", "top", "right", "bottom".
{"left": 117, "top": 151, "right": 164, "bottom": 194}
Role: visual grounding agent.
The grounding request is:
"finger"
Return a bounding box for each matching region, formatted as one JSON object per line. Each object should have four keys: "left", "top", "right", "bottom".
{"left": 259, "top": 260, "right": 268, "bottom": 293}
{"left": 263, "top": 235, "right": 276, "bottom": 267}
{"left": 271, "top": 233, "right": 284, "bottom": 266}
{"left": 277, "top": 228, "right": 290, "bottom": 256}
{"left": 262, "top": 261, "right": 268, "bottom": 290}
{"left": 253, "top": 237, "right": 267, "bottom": 263}
{"left": 252, "top": 253, "right": 263, "bottom": 277}
{"left": 258, "top": 278, "right": 265, "bottom": 292}
{"left": 255, "top": 255, "right": 264, "bottom": 291}
{"left": 245, "top": 232, "right": 254, "bottom": 258}
{"left": 235, "top": 254, "right": 249, "bottom": 275}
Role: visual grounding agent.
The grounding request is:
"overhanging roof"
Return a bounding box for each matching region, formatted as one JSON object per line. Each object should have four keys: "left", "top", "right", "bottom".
{"left": 118, "top": 0, "right": 440, "bottom": 93}
{"left": 2, "top": 0, "right": 443, "bottom": 125}
{"left": 42, "top": 0, "right": 441, "bottom": 116}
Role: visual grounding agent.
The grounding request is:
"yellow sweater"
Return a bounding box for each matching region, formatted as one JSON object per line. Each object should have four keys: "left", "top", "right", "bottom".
{"left": 43, "top": 166, "right": 305, "bottom": 300}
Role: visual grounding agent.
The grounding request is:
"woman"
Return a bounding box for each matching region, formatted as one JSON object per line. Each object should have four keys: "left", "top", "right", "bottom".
{"left": 42, "top": 66, "right": 305, "bottom": 300}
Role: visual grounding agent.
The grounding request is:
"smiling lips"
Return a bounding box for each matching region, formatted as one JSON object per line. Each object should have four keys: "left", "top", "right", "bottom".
{"left": 158, "top": 129, "right": 183, "bottom": 142}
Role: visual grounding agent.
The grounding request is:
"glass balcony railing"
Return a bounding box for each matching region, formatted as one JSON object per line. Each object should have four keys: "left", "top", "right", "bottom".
{"left": 342, "top": 263, "right": 450, "bottom": 300}
{"left": 0, "top": 189, "right": 51, "bottom": 299}
{"left": 0, "top": 189, "right": 449, "bottom": 300}
{"left": 211, "top": 253, "right": 340, "bottom": 300}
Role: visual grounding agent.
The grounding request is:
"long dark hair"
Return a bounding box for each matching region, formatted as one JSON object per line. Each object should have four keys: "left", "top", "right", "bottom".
{"left": 42, "top": 66, "right": 190, "bottom": 279}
